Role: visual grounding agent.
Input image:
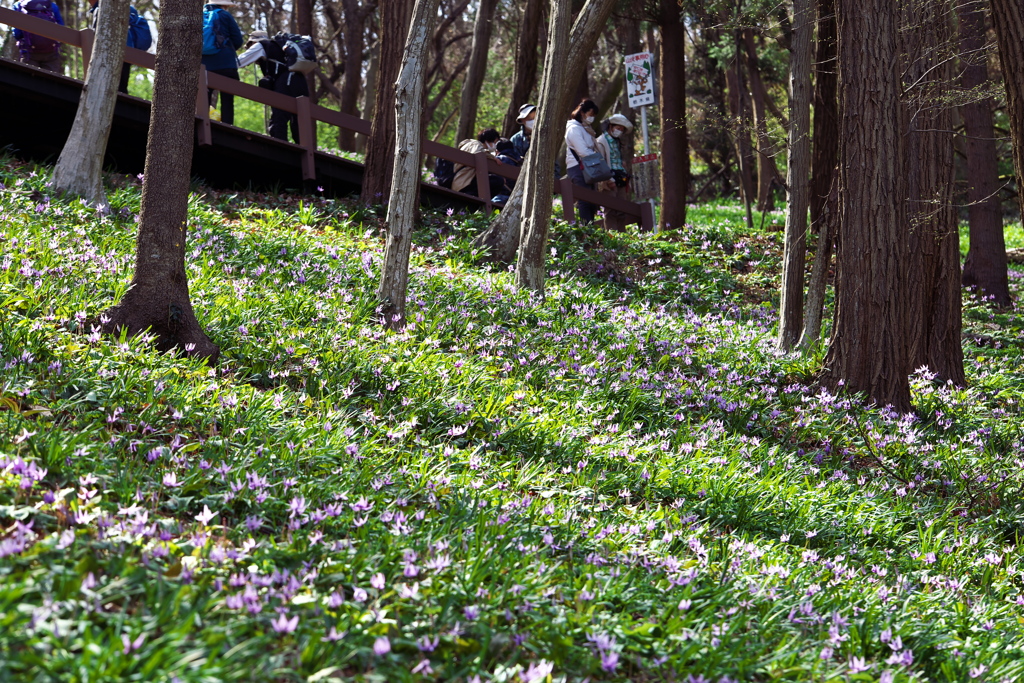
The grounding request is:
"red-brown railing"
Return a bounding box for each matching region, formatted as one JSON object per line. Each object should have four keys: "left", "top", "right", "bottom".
{"left": 0, "top": 6, "right": 654, "bottom": 229}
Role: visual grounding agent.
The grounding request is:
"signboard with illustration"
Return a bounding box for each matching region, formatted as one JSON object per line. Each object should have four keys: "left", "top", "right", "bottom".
{"left": 625, "top": 51, "right": 655, "bottom": 108}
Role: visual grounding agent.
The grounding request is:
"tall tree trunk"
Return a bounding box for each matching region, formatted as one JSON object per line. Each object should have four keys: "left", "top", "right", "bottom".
{"left": 778, "top": 0, "right": 813, "bottom": 350}
{"left": 744, "top": 28, "right": 776, "bottom": 212}
{"left": 102, "top": 0, "right": 218, "bottom": 360}
{"left": 728, "top": 35, "right": 755, "bottom": 230}
{"left": 903, "top": 0, "right": 964, "bottom": 385}
{"left": 514, "top": 0, "right": 571, "bottom": 293}
{"left": 456, "top": 0, "right": 498, "bottom": 142}
{"left": 476, "top": 0, "right": 617, "bottom": 263}
{"left": 657, "top": 0, "right": 690, "bottom": 231}
{"left": 361, "top": 0, "right": 415, "bottom": 205}
{"left": 50, "top": 0, "right": 129, "bottom": 205}
{"left": 825, "top": 0, "right": 910, "bottom": 411}
{"left": 295, "top": 0, "right": 315, "bottom": 101}
{"left": 378, "top": 0, "right": 440, "bottom": 329}
{"left": 502, "top": 0, "right": 544, "bottom": 136}
{"left": 357, "top": 26, "right": 381, "bottom": 154}
{"left": 991, "top": 0, "right": 1024, "bottom": 227}
{"left": 797, "top": 179, "right": 837, "bottom": 350}
{"left": 961, "top": 0, "right": 1011, "bottom": 306}
{"left": 809, "top": 0, "right": 838, "bottom": 230}
{"left": 337, "top": 0, "right": 373, "bottom": 152}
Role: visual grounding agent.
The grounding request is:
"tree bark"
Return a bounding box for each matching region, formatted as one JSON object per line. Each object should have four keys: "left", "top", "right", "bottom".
{"left": 778, "top": 0, "right": 812, "bottom": 350}
{"left": 50, "top": 0, "right": 130, "bottom": 205}
{"left": 903, "top": 0, "right": 965, "bottom": 386}
{"left": 357, "top": 25, "right": 381, "bottom": 155}
{"left": 657, "top": 0, "right": 690, "bottom": 231}
{"left": 513, "top": 0, "right": 571, "bottom": 293}
{"left": 725, "top": 27, "right": 755, "bottom": 230}
{"left": 361, "top": 0, "right": 415, "bottom": 205}
{"left": 475, "top": 0, "right": 618, "bottom": 263}
{"left": 335, "top": 0, "right": 375, "bottom": 152}
{"left": 502, "top": 0, "right": 544, "bottom": 135}
{"left": 744, "top": 28, "right": 777, "bottom": 212}
{"left": 797, "top": 179, "right": 837, "bottom": 350}
{"left": 824, "top": 0, "right": 910, "bottom": 411}
{"left": 809, "top": 0, "right": 838, "bottom": 231}
{"left": 456, "top": 0, "right": 497, "bottom": 142}
{"left": 991, "top": 0, "right": 1024, "bottom": 220}
{"left": 295, "top": 0, "right": 315, "bottom": 101}
{"left": 961, "top": 0, "right": 1011, "bottom": 306}
{"left": 102, "top": 0, "right": 218, "bottom": 361}
{"left": 378, "top": 0, "right": 441, "bottom": 329}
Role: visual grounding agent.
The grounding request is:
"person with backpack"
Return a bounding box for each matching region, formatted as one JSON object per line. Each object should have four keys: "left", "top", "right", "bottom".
{"left": 594, "top": 114, "right": 633, "bottom": 232}
{"left": 236, "top": 30, "right": 314, "bottom": 143}
{"left": 88, "top": 0, "right": 152, "bottom": 94}
{"left": 451, "top": 128, "right": 508, "bottom": 201}
{"left": 201, "top": 0, "right": 244, "bottom": 125}
{"left": 11, "top": 0, "right": 65, "bottom": 73}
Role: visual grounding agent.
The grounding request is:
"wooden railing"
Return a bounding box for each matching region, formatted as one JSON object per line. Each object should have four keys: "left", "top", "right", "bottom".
{"left": 0, "top": 5, "right": 654, "bottom": 230}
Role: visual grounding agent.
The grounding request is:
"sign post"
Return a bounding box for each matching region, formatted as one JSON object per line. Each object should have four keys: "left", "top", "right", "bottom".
{"left": 624, "top": 51, "right": 657, "bottom": 230}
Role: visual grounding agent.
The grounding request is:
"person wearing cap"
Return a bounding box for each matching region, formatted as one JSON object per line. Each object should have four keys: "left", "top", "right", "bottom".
{"left": 237, "top": 29, "right": 310, "bottom": 143}
{"left": 510, "top": 103, "right": 536, "bottom": 160}
{"left": 202, "top": 0, "right": 244, "bottom": 125}
{"left": 595, "top": 114, "right": 634, "bottom": 231}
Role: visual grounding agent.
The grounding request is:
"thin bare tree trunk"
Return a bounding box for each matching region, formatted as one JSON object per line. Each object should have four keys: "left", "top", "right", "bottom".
{"left": 502, "top": 0, "right": 544, "bottom": 135}
{"left": 904, "top": 0, "right": 964, "bottom": 385}
{"left": 378, "top": 0, "right": 440, "bottom": 329}
{"left": 778, "top": 0, "right": 813, "bottom": 350}
{"left": 336, "top": 0, "right": 374, "bottom": 152}
{"left": 991, "top": 0, "right": 1024, "bottom": 235}
{"left": 102, "top": 0, "right": 218, "bottom": 360}
{"left": 726, "top": 25, "right": 755, "bottom": 230}
{"left": 658, "top": 0, "right": 690, "bottom": 231}
{"left": 50, "top": 0, "right": 129, "bottom": 205}
{"left": 744, "top": 28, "right": 776, "bottom": 212}
{"left": 456, "top": 0, "right": 497, "bottom": 142}
{"left": 797, "top": 180, "right": 837, "bottom": 350}
{"left": 809, "top": 0, "right": 838, "bottom": 230}
{"left": 476, "top": 0, "right": 617, "bottom": 263}
{"left": 824, "top": 0, "right": 910, "bottom": 411}
{"left": 357, "top": 28, "right": 381, "bottom": 154}
{"left": 361, "top": 0, "right": 415, "bottom": 205}
{"left": 961, "top": 0, "right": 1011, "bottom": 306}
{"left": 513, "top": 0, "right": 570, "bottom": 293}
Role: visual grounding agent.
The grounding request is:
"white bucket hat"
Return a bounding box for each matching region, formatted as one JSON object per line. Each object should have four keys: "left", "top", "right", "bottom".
{"left": 516, "top": 103, "right": 537, "bottom": 123}
{"left": 606, "top": 113, "right": 634, "bottom": 132}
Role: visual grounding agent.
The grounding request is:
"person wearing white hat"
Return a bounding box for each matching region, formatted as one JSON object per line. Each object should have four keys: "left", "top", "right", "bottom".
{"left": 509, "top": 103, "right": 536, "bottom": 160}
{"left": 595, "top": 113, "right": 634, "bottom": 231}
{"left": 201, "top": 0, "right": 244, "bottom": 125}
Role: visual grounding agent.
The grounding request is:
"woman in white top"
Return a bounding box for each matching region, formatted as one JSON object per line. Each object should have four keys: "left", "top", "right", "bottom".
{"left": 564, "top": 99, "right": 601, "bottom": 224}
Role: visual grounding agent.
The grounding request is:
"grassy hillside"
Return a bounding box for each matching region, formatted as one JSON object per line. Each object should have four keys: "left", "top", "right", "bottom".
{"left": 3, "top": 155, "right": 1024, "bottom": 682}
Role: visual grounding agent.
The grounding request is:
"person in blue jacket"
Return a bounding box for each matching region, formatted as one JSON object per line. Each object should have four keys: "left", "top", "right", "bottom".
{"left": 12, "top": 0, "right": 65, "bottom": 73}
{"left": 88, "top": 0, "right": 153, "bottom": 95}
{"left": 201, "top": 0, "right": 244, "bottom": 125}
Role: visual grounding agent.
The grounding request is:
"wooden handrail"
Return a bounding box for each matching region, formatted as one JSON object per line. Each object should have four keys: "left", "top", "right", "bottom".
{"left": 0, "top": 5, "right": 654, "bottom": 228}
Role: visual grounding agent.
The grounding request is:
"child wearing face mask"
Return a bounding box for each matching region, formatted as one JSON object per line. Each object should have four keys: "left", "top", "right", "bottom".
{"left": 452, "top": 128, "right": 509, "bottom": 200}
{"left": 595, "top": 114, "right": 634, "bottom": 232}
{"left": 565, "top": 99, "right": 602, "bottom": 224}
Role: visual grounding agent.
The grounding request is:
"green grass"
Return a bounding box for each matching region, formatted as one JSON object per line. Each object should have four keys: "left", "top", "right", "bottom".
{"left": 3, "top": 155, "right": 1024, "bottom": 682}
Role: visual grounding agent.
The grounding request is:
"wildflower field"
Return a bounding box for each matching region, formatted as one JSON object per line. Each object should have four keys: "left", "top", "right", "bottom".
{"left": 3, "top": 154, "right": 1024, "bottom": 682}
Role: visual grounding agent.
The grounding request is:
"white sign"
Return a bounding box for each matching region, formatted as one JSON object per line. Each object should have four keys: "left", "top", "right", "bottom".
{"left": 625, "top": 51, "right": 655, "bottom": 108}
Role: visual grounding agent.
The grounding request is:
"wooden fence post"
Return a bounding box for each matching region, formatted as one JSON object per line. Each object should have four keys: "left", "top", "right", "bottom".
{"left": 81, "top": 28, "right": 94, "bottom": 76}
{"left": 560, "top": 176, "right": 576, "bottom": 224}
{"left": 473, "top": 151, "right": 493, "bottom": 213}
{"left": 195, "top": 66, "right": 212, "bottom": 147}
{"left": 295, "top": 95, "right": 316, "bottom": 180}
{"left": 640, "top": 200, "right": 655, "bottom": 232}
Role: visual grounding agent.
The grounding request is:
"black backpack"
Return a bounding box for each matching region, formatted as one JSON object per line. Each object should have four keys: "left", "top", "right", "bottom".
{"left": 434, "top": 157, "right": 455, "bottom": 189}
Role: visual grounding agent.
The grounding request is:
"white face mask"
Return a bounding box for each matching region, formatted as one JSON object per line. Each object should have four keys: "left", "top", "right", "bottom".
{"left": 610, "top": 129, "right": 623, "bottom": 138}
{"left": 584, "top": 115, "right": 595, "bottom": 125}
{"left": 486, "top": 142, "right": 497, "bottom": 152}
{"left": 524, "top": 119, "right": 535, "bottom": 131}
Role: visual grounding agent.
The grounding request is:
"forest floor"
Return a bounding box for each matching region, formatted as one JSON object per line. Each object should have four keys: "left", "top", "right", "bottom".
{"left": 3, "top": 153, "right": 1024, "bottom": 682}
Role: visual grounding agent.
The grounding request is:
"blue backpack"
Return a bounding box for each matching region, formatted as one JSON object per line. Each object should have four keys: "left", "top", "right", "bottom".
{"left": 127, "top": 6, "right": 151, "bottom": 50}
{"left": 201, "top": 7, "right": 225, "bottom": 56}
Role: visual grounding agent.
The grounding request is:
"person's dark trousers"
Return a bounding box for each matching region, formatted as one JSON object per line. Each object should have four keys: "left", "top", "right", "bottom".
{"left": 207, "top": 67, "right": 239, "bottom": 125}
{"left": 268, "top": 71, "right": 308, "bottom": 143}
{"left": 463, "top": 174, "right": 507, "bottom": 200}
{"left": 567, "top": 164, "right": 597, "bottom": 223}
{"left": 118, "top": 62, "right": 131, "bottom": 94}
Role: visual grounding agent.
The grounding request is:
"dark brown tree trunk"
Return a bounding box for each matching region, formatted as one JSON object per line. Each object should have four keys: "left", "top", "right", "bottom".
{"left": 824, "top": 0, "right": 910, "bottom": 411}
{"left": 335, "top": 0, "right": 374, "bottom": 152}
{"left": 657, "top": 0, "right": 689, "bottom": 231}
{"left": 502, "top": 0, "right": 544, "bottom": 136}
{"left": 102, "top": 0, "right": 218, "bottom": 361}
{"left": 726, "top": 39, "right": 755, "bottom": 229}
{"left": 357, "top": 25, "right": 381, "bottom": 154}
{"left": 361, "top": 0, "right": 415, "bottom": 205}
{"left": 991, "top": 0, "right": 1024, "bottom": 225}
{"left": 744, "top": 28, "right": 777, "bottom": 212}
{"left": 961, "top": 0, "right": 1011, "bottom": 306}
{"left": 904, "top": 0, "right": 965, "bottom": 386}
{"left": 810, "top": 0, "right": 838, "bottom": 231}
{"left": 778, "top": 0, "right": 813, "bottom": 350}
{"left": 295, "top": 0, "right": 316, "bottom": 102}
{"left": 456, "top": 0, "right": 497, "bottom": 142}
